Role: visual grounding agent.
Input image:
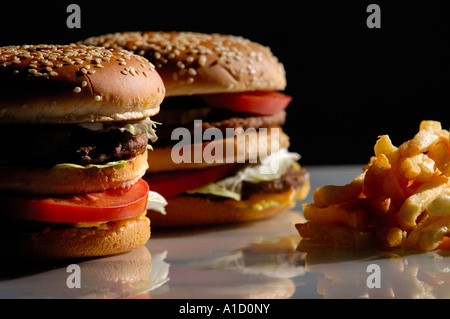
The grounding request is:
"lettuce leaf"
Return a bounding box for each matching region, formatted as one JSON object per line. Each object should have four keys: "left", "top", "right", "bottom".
{"left": 187, "top": 148, "right": 301, "bottom": 201}
{"left": 147, "top": 190, "right": 168, "bottom": 215}
{"left": 79, "top": 117, "right": 160, "bottom": 143}
{"left": 53, "top": 160, "right": 127, "bottom": 170}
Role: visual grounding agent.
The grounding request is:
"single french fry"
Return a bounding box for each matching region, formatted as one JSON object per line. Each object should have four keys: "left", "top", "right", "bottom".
{"left": 363, "top": 153, "right": 391, "bottom": 198}
{"left": 398, "top": 175, "right": 450, "bottom": 231}
{"left": 419, "top": 120, "right": 442, "bottom": 133}
{"left": 399, "top": 153, "right": 437, "bottom": 182}
{"left": 416, "top": 154, "right": 437, "bottom": 182}
{"left": 419, "top": 120, "right": 449, "bottom": 140}
{"left": 399, "top": 129, "right": 440, "bottom": 158}
{"left": 405, "top": 215, "right": 450, "bottom": 251}
{"left": 426, "top": 188, "right": 450, "bottom": 217}
{"left": 303, "top": 201, "right": 369, "bottom": 230}
{"left": 303, "top": 197, "right": 391, "bottom": 230}
{"left": 427, "top": 141, "right": 450, "bottom": 174}
{"left": 381, "top": 170, "right": 409, "bottom": 210}
{"left": 400, "top": 154, "right": 422, "bottom": 180}
{"left": 313, "top": 170, "right": 365, "bottom": 208}
{"left": 374, "top": 135, "right": 400, "bottom": 166}
{"left": 375, "top": 227, "right": 404, "bottom": 248}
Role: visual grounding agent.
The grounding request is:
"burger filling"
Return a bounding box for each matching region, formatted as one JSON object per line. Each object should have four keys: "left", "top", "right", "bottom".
{"left": 147, "top": 91, "right": 308, "bottom": 209}
{"left": 186, "top": 148, "right": 305, "bottom": 201}
{"left": 152, "top": 95, "right": 286, "bottom": 145}
{"left": 0, "top": 117, "right": 158, "bottom": 167}
{"left": 0, "top": 117, "right": 167, "bottom": 227}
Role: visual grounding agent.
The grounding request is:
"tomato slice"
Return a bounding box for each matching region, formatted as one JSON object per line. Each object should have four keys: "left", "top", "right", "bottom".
{"left": 1, "top": 179, "right": 150, "bottom": 223}
{"left": 145, "top": 164, "right": 237, "bottom": 198}
{"left": 201, "top": 91, "right": 292, "bottom": 115}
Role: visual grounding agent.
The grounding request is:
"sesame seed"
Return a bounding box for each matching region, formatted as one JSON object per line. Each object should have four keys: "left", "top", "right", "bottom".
{"left": 198, "top": 55, "right": 207, "bottom": 66}
{"left": 73, "top": 87, "right": 81, "bottom": 93}
{"left": 81, "top": 81, "right": 88, "bottom": 87}
{"left": 176, "top": 61, "right": 185, "bottom": 69}
{"left": 94, "top": 95, "right": 102, "bottom": 101}
{"left": 188, "top": 68, "right": 197, "bottom": 76}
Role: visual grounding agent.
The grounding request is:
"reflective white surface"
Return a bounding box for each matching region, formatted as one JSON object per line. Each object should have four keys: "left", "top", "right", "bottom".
{"left": 2, "top": 165, "right": 450, "bottom": 299}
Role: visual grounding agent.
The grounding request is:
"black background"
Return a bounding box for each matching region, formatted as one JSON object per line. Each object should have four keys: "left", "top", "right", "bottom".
{"left": 1, "top": 1, "right": 449, "bottom": 166}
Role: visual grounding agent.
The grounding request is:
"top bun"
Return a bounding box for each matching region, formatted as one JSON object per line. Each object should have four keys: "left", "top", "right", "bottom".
{"left": 0, "top": 44, "right": 165, "bottom": 124}
{"left": 81, "top": 32, "right": 287, "bottom": 97}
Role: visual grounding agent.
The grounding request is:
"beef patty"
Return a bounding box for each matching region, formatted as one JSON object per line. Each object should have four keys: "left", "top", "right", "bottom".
{"left": 185, "top": 166, "right": 309, "bottom": 201}
{"left": 241, "top": 166, "right": 309, "bottom": 199}
{"left": 0, "top": 124, "right": 148, "bottom": 167}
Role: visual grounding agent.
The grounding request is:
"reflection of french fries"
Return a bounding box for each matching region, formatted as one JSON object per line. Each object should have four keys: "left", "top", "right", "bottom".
{"left": 296, "top": 221, "right": 403, "bottom": 249}
{"left": 297, "top": 120, "right": 450, "bottom": 252}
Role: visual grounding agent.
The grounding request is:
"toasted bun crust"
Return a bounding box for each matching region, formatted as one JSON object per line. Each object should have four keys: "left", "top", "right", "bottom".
{"left": 147, "top": 181, "right": 310, "bottom": 227}
{"left": 0, "top": 151, "right": 149, "bottom": 195}
{"left": 81, "top": 32, "right": 287, "bottom": 97}
{"left": 147, "top": 127, "right": 290, "bottom": 173}
{"left": 3, "top": 216, "right": 151, "bottom": 260}
{"left": 0, "top": 44, "right": 165, "bottom": 124}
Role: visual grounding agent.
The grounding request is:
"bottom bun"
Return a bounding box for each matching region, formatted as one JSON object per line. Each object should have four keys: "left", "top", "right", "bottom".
{"left": 148, "top": 181, "right": 310, "bottom": 227}
{"left": 2, "top": 215, "right": 151, "bottom": 260}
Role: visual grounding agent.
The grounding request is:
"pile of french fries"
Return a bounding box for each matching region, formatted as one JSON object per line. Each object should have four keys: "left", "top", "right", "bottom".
{"left": 296, "top": 120, "right": 450, "bottom": 251}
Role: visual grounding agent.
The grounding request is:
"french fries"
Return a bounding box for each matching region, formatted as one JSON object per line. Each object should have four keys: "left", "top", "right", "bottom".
{"left": 297, "top": 120, "right": 450, "bottom": 252}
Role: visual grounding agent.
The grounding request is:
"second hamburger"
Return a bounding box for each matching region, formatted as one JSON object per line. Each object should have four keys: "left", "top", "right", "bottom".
{"left": 82, "top": 32, "right": 309, "bottom": 227}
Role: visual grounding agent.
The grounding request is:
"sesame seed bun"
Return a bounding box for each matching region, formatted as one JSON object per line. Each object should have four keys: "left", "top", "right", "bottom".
{"left": 81, "top": 32, "right": 287, "bottom": 97}
{"left": 0, "top": 44, "right": 165, "bottom": 124}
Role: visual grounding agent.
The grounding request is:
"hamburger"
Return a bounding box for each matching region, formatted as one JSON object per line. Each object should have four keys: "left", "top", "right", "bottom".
{"left": 0, "top": 44, "right": 165, "bottom": 259}
{"left": 81, "top": 32, "right": 309, "bottom": 227}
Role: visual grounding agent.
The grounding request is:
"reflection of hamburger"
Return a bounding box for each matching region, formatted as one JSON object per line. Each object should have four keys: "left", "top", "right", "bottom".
{"left": 82, "top": 32, "right": 309, "bottom": 227}
{"left": 0, "top": 246, "right": 170, "bottom": 298}
{"left": 0, "top": 44, "right": 165, "bottom": 259}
